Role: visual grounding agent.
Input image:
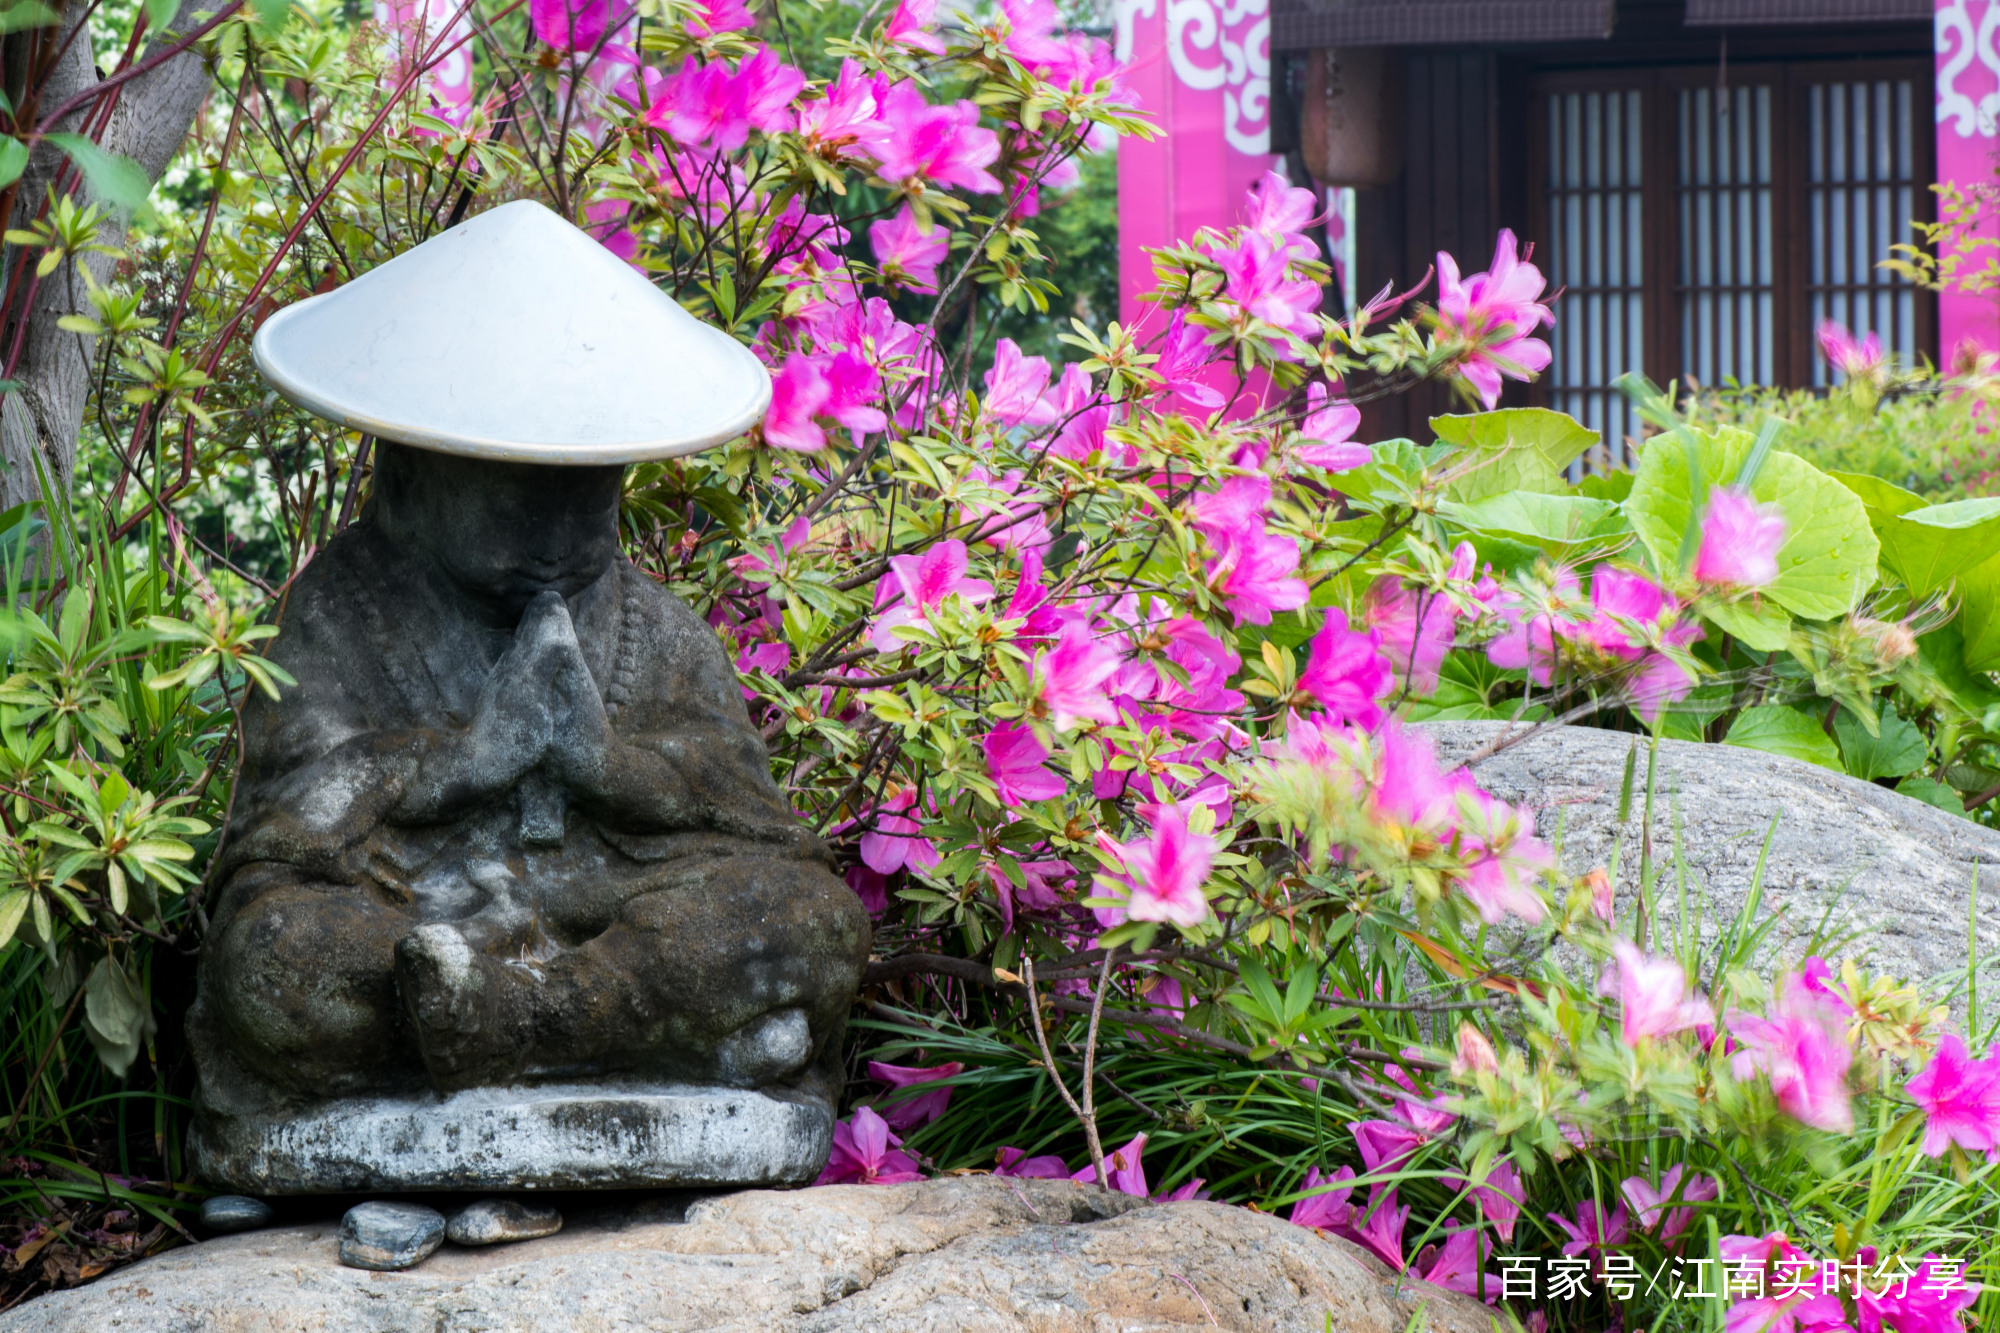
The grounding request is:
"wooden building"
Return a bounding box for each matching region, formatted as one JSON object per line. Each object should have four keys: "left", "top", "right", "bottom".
{"left": 1268, "top": 0, "right": 1936, "bottom": 444}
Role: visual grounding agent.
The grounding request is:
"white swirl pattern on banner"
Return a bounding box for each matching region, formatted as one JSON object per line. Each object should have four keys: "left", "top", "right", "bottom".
{"left": 1938, "top": 0, "right": 2000, "bottom": 138}
{"left": 1115, "top": 0, "right": 1269, "bottom": 154}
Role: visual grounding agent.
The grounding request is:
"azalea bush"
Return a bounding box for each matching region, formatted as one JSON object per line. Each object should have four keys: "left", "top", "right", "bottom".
{"left": 1, "top": 0, "right": 1999, "bottom": 1320}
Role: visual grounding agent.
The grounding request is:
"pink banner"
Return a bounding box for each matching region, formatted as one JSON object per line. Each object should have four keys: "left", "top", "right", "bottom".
{"left": 1937, "top": 0, "right": 2000, "bottom": 359}
{"left": 1113, "top": 0, "right": 1281, "bottom": 329}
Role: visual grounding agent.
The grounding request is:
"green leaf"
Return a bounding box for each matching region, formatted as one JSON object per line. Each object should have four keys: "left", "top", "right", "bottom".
{"left": 1576, "top": 470, "right": 1635, "bottom": 503}
{"left": 0, "top": 888, "right": 26, "bottom": 950}
{"left": 1834, "top": 704, "right": 1928, "bottom": 781}
{"left": 1723, "top": 703, "right": 1844, "bottom": 772}
{"left": 1917, "top": 619, "right": 2000, "bottom": 710}
{"left": 249, "top": 0, "right": 293, "bottom": 29}
{"left": 1437, "top": 492, "right": 1631, "bottom": 561}
{"left": 1961, "top": 552, "right": 2000, "bottom": 673}
{"left": 1896, "top": 775, "right": 1968, "bottom": 816}
{"left": 1702, "top": 596, "right": 1792, "bottom": 653}
{"left": 1869, "top": 497, "right": 2000, "bottom": 600}
{"left": 143, "top": 0, "right": 178, "bottom": 27}
{"left": 1830, "top": 470, "right": 1926, "bottom": 519}
{"left": 43, "top": 134, "right": 150, "bottom": 213}
{"left": 1431, "top": 408, "right": 1597, "bottom": 502}
{"left": 0, "top": 1, "right": 58, "bottom": 33}
{"left": 1625, "top": 426, "right": 1880, "bottom": 620}
{"left": 0, "top": 137, "right": 25, "bottom": 192}
{"left": 81, "top": 955, "right": 150, "bottom": 1077}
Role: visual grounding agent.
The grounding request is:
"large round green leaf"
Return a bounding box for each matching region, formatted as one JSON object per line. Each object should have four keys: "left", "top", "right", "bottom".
{"left": 1868, "top": 497, "right": 2000, "bottom": 601}
{"left": 1438, "top": 492, "right": 1632, "bottom": 561}
{"left": 1624, "top": 426, "right": 1880, "bottom": 621}
{"left": 1723, "top": 703, "right": 1844, "bottom": 772}
{"left": 1431, "top": 408, "right": 1598, "bottom": 503}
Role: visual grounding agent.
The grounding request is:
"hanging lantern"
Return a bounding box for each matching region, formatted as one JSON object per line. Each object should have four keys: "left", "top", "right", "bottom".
{"left": 1300, "top": 48, "right": 1402, "bottom": 189}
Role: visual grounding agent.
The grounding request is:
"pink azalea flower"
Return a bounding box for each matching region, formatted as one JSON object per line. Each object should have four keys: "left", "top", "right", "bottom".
{"left": 1797, "top": 957, "right": 1854, "bottom": 1014}
{"left": 1364, "top": 577, "right": 1458, "bottom": 695}
{"left": 1573, "top": 567, "right": 1700, "bottom": 722}
{"left": 883, "top": 0, "right": 946, "bottom": 52}
{"left": 872, "top": 82, "right": 1003, "bottom": 194}
{"left": 1294, "top": 383, "right": 1369, "bottom": 472}
{"left": 866, "top": 1059, "right": 964, "bottom": 1131}
{"left": 1727, "top": 981, "right": 1855, "bottom": 1133}
{"left": 763, "top": 353, "right": 833, "bottom": 451}
{"left": 1364, "top": 720, "right": 1466, "bottom": 851}
{"left": 1619, "top": 1165, "right": 1718, "bottom": 1245}
{"left": 1444, "top": 1158, "right": 1524, "bottom": 1243}
{"left": 1694, "top": 486, "right": 1786, "bottom": 591}
{"left": 1817, "top": 320, "right": 1886, "bottom": 381}
{"left": 1149, "top": 311, "right": 1227, "bottom": 410}
{"left": 857, "top": 784, "right": 943, "bottom": 876}
{"left": 994, "top": 1146, "right": 1070, "bottom": 1177}
{"left": 1072, "top": 1133, "right": 1149, "bottom": 1196}
{"left": 1031, "top": 622, "right": 1123, "bottom": 730}
{"left": 1288, "top": 1165, "right": 1356, "bottom": 1232}
{"left": 1906, "top": 1034, "right": 2000, "bottom": 1159}
{"left": 822, "top": 348, "right": 887, "bottom": 439}
{"left": 1454, "top": 789, "right": 1553, "bottom": 925}
{"left": 982, "top": 857, "right": 1067, "bottom": 929}
{"left": 1718, "top": 1232, "right": 1847, "bottom": 1333}
{"left": 871, "top": 538, "right": 995, "bottom": 651}
{"left": 814, "top": 1106, "right": 924, "bottom": 1184}
{"left": 1434, "top": 229, "right": 1554, "bottom": 408}
{"left": 795, "top": 60, "right": 889, "bottom": 161}
{"left": 1111, "top": 803, "right": 1216, "bottom": 927}
{"left": 982, "top": 337, "right": 1055, "bottom": 428}
{"left": 532, "top": 0, "right": 615, "bottom": 50}
{"left": 658, "top": 48, "right": 804, "bottom": 150}
{"left": 1352, "top": 1118, "right": 1428, "bottom": 1175}
{"left": 845, "top": 864, "right": 888, "bottom": 915}
{"left": 1548, "top": 1199, "right": 1629, "bottom": 1272}
{"left": 684, "top": 0, "right": 753, "bottom": 35}
{"left": 1856, "top": 1255, "right": 1979, "bottom": 1333}
{"left": 1349, "top": 1186, "right": 1411, "bottom": 1271}
{"left": 1243, "top": 168, "right": 1320, "bottom": 261}
{"left": 982, "top": 722, "right": 1065, "bottom": 807}
{"left": 1412, "top": 1228, "right": 1501, "bottom": 1303}
{"left": 870, "top": 205, "right": 949, "bottom": 293}
{"left": 1214, "top": 230, "right": 1322, "bottom": 340}
{"left": 1602, "top": 939, "right": 1715, "bottom": 1046}
{"left": 1296, "top": 607, "right": 1392, "bottom": 728}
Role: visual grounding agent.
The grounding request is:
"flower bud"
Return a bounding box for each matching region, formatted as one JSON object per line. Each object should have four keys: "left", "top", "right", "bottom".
{"left": 1582, "top": 867, "right": 1613, "bottom": 924}
{"left": 1452, "top": 1021, "right": 1499, "bottom": 1078}
{"left": 1855, "top": 617, "right": 1917, "bottom": 668}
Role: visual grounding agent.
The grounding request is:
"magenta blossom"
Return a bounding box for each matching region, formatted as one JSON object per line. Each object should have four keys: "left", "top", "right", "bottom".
{"left": 531, "top": 0, "right": 616, "bottom": 51}
{"left": 866, "top": 1060, "right": 963, "bottom": 1131}
{"left": 1413, "top": 1228, "right": 1501, "bottom": 1303}
{"left": 1548, "top": 1199, "right": 1629, "bottom": 1274}
{"left": 815, "top": 1105, "right": 924, "bottom": 1184}
{"left": 1242, "top": 168, "right": 1320, "bottom": 261}
{"left": 1695, "top": 487, "right": 1786, "bottom": 591}
{"left": 1434, "top": 229, "right": 1554, "bottom": 408}
{"left": 1294, "top": 383, "right": 1369, "bottom": 472}
{"left": 1856, "top": 1255, "right": 1979, "bottom": 1333}
{"left": 982, "top": 722, "right": 1065, "bottom": 807}
{"left": 994, "top": 1146, "right": 1070, "bottom": 1178}
{"left": 883, "top": 0, "right": 946, "bottom": 53}
{"left": 1727, "top": 979, "right": 1855, "bottom": 1133}
{"left": 1718, "top": 1232, "right": 1847, "bottom": 1333}
{"left": 1214, "top": 229, "right": 1322, "bottom": 341}
{"left": 873, "top": 82, "right": 1002, "bottom": 194}
{"left": 1030, "top": 623, "right": 1123, "bottom": 730}
{"left": 684, "top": 0, "right": 753, "bottom": 34}
{"left": 1072, "top": 1133, "right": 1149, "bottom": 1196}
{"left": 1297, "top": 607, "right": 1392, "bottom": 728}
{"left": 1107, "top": 803, "right": 1216, "bottom": 928}
{"left": 1351, "top": 1118, "right": 1430, "bottom": 1175}
{"left": 1149, "top": 311, "right": 1228, "bottom": 410}
{"left": 1619, "top": 1165, "right": 1718, "bottom": 1245}
{"left": 870, "top": 205, "right": 949, "bottom": 294}
{"left": 1444, "top": 1158, "right": 1524, "bottom": 1243}
{"left": 1288, "top": 1165, "right": 1356, "bottom": 1232}
{"left": 1602, "top": 939, "right": 1715, "bottom": 1046}
{"left": 1818, "top": 320, "right": 1886, "bottom": 381}
{"left": 657, "top": 48, "right": 804, "bottom": 150}
{"left": 982, "top": 338, "right": 1055, "bottom": 428}
{"left": 1906, "top": 1034, "right": 2000, "bottom": 1159}
{"left": 871, "top": 538, "right": 995, "bottom": 651}
{"left": 856, "top": 784, "right": 942, "bottom": 877}
{"left": 1349, "top": 1186, "right": 1411, "bottom": 1271}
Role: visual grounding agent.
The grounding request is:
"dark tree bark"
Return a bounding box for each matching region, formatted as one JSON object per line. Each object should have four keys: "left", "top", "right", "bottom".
{"left": 0, "top": 0, "right": 214, "bottom": 512}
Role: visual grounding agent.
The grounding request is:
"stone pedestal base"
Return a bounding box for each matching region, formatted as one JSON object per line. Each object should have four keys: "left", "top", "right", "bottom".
{"left": 189, "top": 1083, "right": 831, "bottom": 1194}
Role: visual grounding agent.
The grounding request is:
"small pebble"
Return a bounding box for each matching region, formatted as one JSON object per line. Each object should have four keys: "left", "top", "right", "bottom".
{"left": 445, "top": 1198, "right": 563, "bottom": 1246}
{"left": 338, "top": 1201, "right": 445, "bottom": 1271}
{"left": 200, "top": 1195, "right": 275, "bottom": 1234}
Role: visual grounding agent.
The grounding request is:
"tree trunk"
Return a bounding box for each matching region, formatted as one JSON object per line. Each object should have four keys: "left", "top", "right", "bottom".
{"left": 0, "top": 0, "right": 214, "bottom": 514}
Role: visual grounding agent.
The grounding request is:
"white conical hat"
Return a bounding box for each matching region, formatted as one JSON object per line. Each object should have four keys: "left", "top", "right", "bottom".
{"left": 251, "top": 200, "right": 770, "bottom": 464}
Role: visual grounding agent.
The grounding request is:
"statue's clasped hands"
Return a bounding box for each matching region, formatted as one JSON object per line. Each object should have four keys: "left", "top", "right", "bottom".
{"left": 467, "top": 590, "right": 613, "bottom": 800}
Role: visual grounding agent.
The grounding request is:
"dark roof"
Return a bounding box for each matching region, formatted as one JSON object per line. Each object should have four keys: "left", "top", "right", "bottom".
{"left": 1685, "top": 0, "right": 1931, "bottom": 19}
{"left": 1271, "top": 0, "right": 1928, "bottom": 50}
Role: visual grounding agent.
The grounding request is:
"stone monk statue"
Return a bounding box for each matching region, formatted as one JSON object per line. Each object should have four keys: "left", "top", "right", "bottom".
{"left": 187, "top": 202, "right": 869, "bottom": 1193}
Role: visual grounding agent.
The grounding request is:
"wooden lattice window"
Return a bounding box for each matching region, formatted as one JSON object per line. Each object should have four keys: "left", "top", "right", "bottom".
{"left": 1527, "top": 60, "right": 1934, "bottom": 451}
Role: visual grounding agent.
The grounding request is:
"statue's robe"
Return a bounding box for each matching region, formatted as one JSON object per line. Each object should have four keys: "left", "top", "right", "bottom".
{"left": 188, "top": 520, "right": 868, "bottom": 1118}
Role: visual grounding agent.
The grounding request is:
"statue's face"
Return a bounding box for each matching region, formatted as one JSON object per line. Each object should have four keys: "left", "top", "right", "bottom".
{"left": 371, "top": 444, "right": 624, "bottom": 622}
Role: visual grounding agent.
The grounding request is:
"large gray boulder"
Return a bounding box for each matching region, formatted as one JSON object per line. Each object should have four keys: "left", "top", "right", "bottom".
{"left": 0, "top": 1176, "right": 1490, "bottom": 1333}
{"left": 1425, "top": 720, "right": 2000, "bottom": 988}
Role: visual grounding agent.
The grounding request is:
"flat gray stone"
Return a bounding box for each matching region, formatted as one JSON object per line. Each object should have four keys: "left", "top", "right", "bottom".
{"left": 0, "top": 1177, "right": 1493, "bottom": 1332}
{"left": 190, "top": 1082, "right": 831, "bottom": 1194}
{"left": 200, "top": 1194, "right": 274, "bottom": 1234}
{"left": 338, "top": 1201, "right": 444, "bottom": 1271}
{"left": 1425, "top": 720, "right": 2000, "bottom": 987}
{"left": 446, "top": 1198, "right": 563, "bottom": 1246}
